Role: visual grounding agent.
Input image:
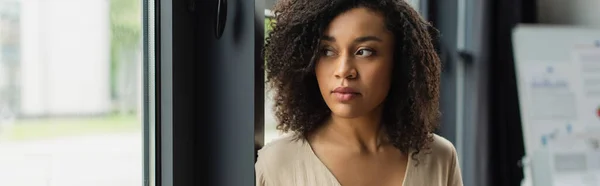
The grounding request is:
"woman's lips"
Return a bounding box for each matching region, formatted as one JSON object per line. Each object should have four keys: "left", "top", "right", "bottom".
{"left": 332, "top": 87, "right": 360, "bottom": 102}
{"left": 333, "top": 92, "right": 359, "bottom": 101}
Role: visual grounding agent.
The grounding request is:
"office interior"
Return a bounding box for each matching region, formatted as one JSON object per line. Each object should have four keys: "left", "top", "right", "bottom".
{"left": 0, "top": 0, "right": 598, "bottom": 185}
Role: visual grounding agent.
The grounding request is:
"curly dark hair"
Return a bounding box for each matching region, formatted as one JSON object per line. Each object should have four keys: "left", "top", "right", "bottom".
{"left": 264, "top": 0, "right": 441, "bottom": 156}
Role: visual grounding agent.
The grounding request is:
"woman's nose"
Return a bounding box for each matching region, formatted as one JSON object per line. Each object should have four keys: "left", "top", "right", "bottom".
{"left": 333, "top": 56, "right": 357, "bottom": 79}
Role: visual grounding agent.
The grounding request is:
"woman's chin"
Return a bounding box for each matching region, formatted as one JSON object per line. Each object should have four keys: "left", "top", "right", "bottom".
{"left": 329, "top": 106, "right": 365, "bottom": 119}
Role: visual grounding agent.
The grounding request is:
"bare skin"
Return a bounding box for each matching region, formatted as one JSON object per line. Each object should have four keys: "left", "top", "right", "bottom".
{"left": 309, "top": 7, "right": 409, "bottom": 186}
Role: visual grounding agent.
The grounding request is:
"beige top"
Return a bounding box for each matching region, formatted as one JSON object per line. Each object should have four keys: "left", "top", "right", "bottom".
{"left": 255, "top": 133, "right": 463, "bottom": 186}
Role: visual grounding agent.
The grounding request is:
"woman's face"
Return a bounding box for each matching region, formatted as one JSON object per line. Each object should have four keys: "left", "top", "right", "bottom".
{"left": 315, "top": 7, "right": 395, "bottom": 119}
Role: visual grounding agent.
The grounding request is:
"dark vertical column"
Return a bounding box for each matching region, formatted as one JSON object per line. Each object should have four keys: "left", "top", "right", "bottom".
{"left": 195, "top": 0, "right": 257, "bottom": 185}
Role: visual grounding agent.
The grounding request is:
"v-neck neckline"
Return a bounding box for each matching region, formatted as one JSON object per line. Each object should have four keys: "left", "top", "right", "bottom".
{"left": 302, "top": 137, "right": 412, "bottom": 186}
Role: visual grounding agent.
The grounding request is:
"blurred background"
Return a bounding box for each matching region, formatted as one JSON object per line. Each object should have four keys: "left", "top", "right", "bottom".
{"left": 0, "top": 0, "right": 142, "bottom": 185}
{"left": 0, "top": 0, "right": 598, "bottom": 186}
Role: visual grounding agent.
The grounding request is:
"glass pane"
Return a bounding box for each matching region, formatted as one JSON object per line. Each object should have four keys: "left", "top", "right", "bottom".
{"left": 0, "top": 0, "right": 143, "bottom": 185}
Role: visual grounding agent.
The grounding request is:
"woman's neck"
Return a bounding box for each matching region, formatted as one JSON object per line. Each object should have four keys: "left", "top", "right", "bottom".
{"left": 322, "top": 106, "right": 387, "bottom": 154}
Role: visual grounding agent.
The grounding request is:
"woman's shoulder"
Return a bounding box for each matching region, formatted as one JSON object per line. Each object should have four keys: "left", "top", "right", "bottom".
{"left": 257, "top": 133, "right": 306, "bottom": 156}
{"left": 256, "top": 133, "right": 341, "bottom": 185}
{"left": 255, "top": 133, "right": 314, "bottom": 184}
{"left": 413, "top": 133, "right": 460, "bottom": 170}
{"left": 255, "top": 133, "right": 309, "bottom": 168}
{"left": 426, "top": 133, "right": 459, "bottom": 158}
{"left": 406, "top": 134, "right": 463, "bottom": 185}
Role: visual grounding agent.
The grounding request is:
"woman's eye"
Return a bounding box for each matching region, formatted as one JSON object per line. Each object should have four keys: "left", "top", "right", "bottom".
{"left": 356, "top": 48, "right": 374, "bottom": 57}
{"left": 322, "top": 49, "right": 336, "bottom": 57}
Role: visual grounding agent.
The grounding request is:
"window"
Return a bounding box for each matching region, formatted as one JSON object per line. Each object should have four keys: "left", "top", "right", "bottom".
{"left": 0, "top": 0, "right": 144, "bottom": 185}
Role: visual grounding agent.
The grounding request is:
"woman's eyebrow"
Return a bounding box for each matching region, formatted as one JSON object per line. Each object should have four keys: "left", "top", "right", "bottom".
{"left": 353, "top": 36, "right": 382, "bottom": 44}
{"left": 320, "top": 35, "right": 382, "bottom": 43}
{"left": 321, "top": 35, "right": 335, "bottom": 41}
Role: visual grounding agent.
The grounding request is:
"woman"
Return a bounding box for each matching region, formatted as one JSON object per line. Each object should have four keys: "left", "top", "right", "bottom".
{"left": 256, "top": 0, "right": 462, "bottom": 185}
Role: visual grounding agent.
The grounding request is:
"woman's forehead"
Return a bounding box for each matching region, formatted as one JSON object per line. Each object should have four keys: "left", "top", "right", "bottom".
{"left": 322, "top": 7, "right": 393, "bottom": 42}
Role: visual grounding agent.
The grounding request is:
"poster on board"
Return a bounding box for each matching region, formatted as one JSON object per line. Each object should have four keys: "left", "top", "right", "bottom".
{"left": 513, "top": 24, "right": 600, "bottom": 186}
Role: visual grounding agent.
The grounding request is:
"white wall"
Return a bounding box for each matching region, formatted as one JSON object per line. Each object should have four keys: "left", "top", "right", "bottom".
{"left": 20, "top": 0, "right": 111, "bottom": 117}
{"left": 538, "top": 0, "right": 600, "bottom": 27}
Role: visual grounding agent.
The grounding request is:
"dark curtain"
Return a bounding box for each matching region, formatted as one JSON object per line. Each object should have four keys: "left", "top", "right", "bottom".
{"left": 488, "top": 0, "right": 536, "bottom": 186}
